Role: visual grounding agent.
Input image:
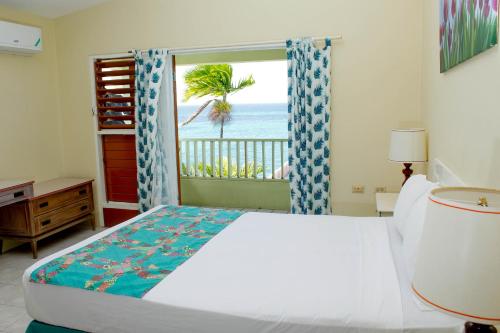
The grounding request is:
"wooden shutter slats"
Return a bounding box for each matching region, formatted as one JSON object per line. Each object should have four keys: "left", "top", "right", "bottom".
{"left": 102, "top": 135, "right": 138, "bottom": 204}
{"left": 100, "top": 123, "right": 135, "bottom": 130}
{"left": 96, "top": 69, "right": 135, "bottom": 77}
{"left": 97, "top": 88, "right": 135, "bottom": 95}
{"left": 96, "top": 78, "right": 135, "bottom": 86}
{"left": 96, "top": 60, "right": 135, "bottom": 68}
{"left": 98, "top": 115, "right": 135, "bottom": 121}
{"left": 95, "top": 56, "right": 136, "bottom": 130}
{"left": 97, "top": 97, "right": 134, "bottom": 103}
{"left": 97, "top": 106, "right": 134, "bottom": 112}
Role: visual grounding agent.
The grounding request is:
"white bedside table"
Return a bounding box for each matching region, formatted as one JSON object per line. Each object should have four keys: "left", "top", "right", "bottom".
{"left": 375, "top": 192, "right": 399, "bottom": 217}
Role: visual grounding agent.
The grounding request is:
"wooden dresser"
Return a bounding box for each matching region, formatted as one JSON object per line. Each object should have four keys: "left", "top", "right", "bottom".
{"left": 0, "top": 178, "right": 95, "bottom": 258}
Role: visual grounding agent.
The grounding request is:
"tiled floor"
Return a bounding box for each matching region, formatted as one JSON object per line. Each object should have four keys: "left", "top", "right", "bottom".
{"left": 0, "top": 224, "right": 103, "bottom": 333}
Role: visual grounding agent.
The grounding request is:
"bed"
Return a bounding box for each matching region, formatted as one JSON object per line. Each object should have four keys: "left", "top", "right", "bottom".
{"left": 22, "top": 201, "right": 464, "bottom": 333}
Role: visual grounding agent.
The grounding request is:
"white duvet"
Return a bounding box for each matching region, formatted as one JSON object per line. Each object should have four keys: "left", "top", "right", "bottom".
{"left": 23, "top": 208, "right": 463, "bottom": 333}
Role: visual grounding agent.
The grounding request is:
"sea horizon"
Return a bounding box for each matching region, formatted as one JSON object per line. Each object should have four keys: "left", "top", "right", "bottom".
{"left": 178, "top": 102, "right": 288, "bottom": 139}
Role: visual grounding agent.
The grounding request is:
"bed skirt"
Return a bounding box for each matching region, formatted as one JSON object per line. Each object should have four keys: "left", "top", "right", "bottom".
{"left": 26, "top": 321, "right": 86, "bottom": 333}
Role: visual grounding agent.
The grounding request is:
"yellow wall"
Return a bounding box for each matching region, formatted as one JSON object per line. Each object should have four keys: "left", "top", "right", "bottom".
{"left": 0, "top": 6, "right": 64, "bottom": 251}
{"left": 0, "top": 6, "right": 63, "bottom": 181}
{"left": 422, "top": 1, "right": 500, "bottom": 189}
{"left": 53, "top": 0, "right": 424, "bottom": 216}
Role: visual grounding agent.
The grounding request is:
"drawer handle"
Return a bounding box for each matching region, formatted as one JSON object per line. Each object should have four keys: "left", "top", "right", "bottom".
{"left": 80, "top": 205, "right": 88, "bottom": 211}
{"left": 13, "top": 191, "right": 24, "bottom": 198}
{"left": 39, "top": 202, "right": 49, "bottom": 208}
{"left": 41, "top": 219, "right": 51, "bottom": 226}
{"left": 79, "top": 189, "right": 87, "bottom": 195}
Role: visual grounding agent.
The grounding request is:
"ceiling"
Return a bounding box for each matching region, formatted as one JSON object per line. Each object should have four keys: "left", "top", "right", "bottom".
{"left": 0, "top": 0, "right": 111, "bottom": 18}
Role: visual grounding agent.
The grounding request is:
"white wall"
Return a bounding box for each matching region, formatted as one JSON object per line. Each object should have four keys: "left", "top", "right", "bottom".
{"left": 422, "top": 0, "right": 500, "bottom": 189}
{"left": 53, "top": 0, "right": 424, "bottom": 216}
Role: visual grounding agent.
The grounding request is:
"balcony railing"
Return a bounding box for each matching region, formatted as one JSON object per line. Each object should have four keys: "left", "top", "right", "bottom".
{"left": 179, "top": 138, "right": 289, "bottom": 181}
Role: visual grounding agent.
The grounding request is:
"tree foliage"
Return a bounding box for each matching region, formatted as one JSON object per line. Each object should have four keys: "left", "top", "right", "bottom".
{"left": 181, "top": 64, "right": 255, "bottom": 138}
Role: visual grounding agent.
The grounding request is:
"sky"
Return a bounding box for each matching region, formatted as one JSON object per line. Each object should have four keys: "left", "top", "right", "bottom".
{"left": 176, "top": 60, "right": 288, "bottom": 106}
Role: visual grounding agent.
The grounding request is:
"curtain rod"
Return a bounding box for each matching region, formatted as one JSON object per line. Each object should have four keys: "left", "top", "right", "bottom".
{"left": 169, "top": 35, "right": 342, "bottom": 55}
{"left": 129, "top": 35, "right": 342, "bottom": 56}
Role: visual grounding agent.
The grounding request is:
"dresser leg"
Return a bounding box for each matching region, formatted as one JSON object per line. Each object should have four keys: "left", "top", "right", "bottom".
{"left": 30, "top": 240, "right": 38, "bottom": 259}
{"left": 0, "top": 239, "right": 3, "bottom": 255}
{"left": 90, "top": 215, "right": 96, "bottom": 231}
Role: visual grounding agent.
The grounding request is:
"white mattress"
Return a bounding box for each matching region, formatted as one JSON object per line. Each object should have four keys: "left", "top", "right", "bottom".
{"left": 23, "top": 207, "right": 463, "bottom": 333}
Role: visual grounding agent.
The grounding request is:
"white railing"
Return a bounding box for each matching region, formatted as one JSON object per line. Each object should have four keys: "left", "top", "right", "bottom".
{"left": 179, "top": 138, "right": 289, "bottom": 181}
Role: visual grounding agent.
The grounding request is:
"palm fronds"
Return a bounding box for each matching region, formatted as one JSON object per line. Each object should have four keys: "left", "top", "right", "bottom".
{"left": 181, "top": 64, "right": 256, "bottom": 138}
{"left": 183, "top": 64, "right": 233, "bottom": 101}
{"left": 231, "top": 75, "right": 256, "bottom": 94}
{"left": 181, "top": 159, "right": 264, "bottom": 178}
{"left": 208, "top": 100, "right": 232, "bottom": 124}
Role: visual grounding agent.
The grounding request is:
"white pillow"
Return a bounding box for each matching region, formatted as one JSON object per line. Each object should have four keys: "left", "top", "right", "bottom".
{"left": 394, "top": 175, "right": 433, "bottom": 236}
{"left": 401, "top": 184, "right": 438, "bottom": 280}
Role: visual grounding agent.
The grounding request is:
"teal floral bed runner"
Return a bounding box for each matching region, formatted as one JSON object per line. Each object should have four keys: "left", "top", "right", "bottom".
{"left": 30, "top": 205, "right": 243, "bottom": 298}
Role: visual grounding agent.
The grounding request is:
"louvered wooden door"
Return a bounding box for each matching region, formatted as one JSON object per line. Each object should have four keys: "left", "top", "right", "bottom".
{"left": 94, "top": 56, "right": 139, "bottom": 227}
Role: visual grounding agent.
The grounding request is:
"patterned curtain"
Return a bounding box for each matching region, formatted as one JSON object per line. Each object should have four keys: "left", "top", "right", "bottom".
{"left": 287, "top": 38, "right": 332, "bottom": 215}
{"left": 134, "top": 49, "right": 176, "bottom": 212}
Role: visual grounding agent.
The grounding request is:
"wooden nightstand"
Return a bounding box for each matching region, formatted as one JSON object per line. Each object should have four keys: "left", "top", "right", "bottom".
{"left": 375, "top": 192, "right": 398, "bottom": 217}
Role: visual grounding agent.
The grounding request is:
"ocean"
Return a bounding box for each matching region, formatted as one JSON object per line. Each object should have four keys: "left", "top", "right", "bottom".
{"left": 178, "top": 103, "right": 288, "bottom": 139}
{"left": 178, "top": 103, "right": 289, "bottom": 178}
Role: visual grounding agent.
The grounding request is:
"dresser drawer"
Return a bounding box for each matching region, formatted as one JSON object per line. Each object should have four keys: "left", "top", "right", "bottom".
{"left": 0, "top": 183, "right": 33, "bottom": 208}
{"left": 34, "top": 199, "right": 92, "bottom": 234}
{"left": 33, "top": 184, "right": 91, "bottom": 216}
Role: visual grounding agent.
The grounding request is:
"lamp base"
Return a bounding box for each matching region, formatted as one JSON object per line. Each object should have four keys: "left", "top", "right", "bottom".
{"left": 402, "top": 163, "right": 413, "bottom": 186}
{"left": 465, "top": 322, "right": 497, "bottom": 333}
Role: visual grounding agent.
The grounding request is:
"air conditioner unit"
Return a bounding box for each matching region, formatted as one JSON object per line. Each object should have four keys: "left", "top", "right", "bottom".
{"left": 0, "top": 20, "right": 42, "bottom": 55}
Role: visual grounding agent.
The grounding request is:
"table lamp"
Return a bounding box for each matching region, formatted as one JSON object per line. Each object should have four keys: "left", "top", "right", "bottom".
{"left": 389, "top": 129, "right": 427, "bottom": 185}
{"left": 413, "top": 187, "right": 500, "bottom": 333}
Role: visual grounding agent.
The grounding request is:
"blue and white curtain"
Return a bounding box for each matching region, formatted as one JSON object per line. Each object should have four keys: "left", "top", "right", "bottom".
{"left": 287, "top": 38, "right": 332, "bottom": 215}
{"left": 134, "top": 49, "right": 178, "bottom": 212}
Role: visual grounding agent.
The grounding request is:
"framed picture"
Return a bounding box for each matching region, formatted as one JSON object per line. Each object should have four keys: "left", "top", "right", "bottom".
{"left": 440, "top": 0, "right": 499, "bottom": 73}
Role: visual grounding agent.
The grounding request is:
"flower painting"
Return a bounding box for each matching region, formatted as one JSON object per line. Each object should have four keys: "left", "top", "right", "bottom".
{"left": 440, "top": 0, "right": 498, "bottom": 72}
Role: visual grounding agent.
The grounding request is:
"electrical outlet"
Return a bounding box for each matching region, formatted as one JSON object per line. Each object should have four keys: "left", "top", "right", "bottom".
{"left": 375, "top": 186, "right": 387, "bottom": 193}
{"left": 352, "top": 185, "right": 365, "bottom": 193}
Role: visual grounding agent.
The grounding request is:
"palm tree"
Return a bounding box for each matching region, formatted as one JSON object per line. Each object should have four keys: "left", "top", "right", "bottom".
{"left": 180, "top": 64, "right": 255, "bottom": 138}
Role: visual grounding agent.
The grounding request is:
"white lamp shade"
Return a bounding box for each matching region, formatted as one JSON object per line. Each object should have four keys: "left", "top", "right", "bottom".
{"left": 389, "top": 129, "right": 427, "bottom": 162}
{"left": 413, "top": 187, "right": 500, "bottom": 325}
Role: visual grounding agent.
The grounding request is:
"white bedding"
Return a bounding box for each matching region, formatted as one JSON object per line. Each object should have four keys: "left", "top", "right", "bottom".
{"left": 385, "top": 218, "right": 463, "bottom": 333}
{"left": 23, "top": 207, "right": 463, "bottom": 333}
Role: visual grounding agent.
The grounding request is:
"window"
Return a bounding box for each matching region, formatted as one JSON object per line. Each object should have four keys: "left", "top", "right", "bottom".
{"left": 94, "top": 57, "right": 136, "bottom": 130}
